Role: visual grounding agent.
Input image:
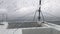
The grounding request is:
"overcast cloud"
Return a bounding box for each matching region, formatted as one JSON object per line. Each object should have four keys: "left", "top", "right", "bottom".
{"left": 0, "top": 0, "right": 60, "bottom": 21}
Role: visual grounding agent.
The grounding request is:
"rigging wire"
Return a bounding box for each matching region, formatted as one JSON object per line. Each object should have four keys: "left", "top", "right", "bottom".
{"left": 33, "top": 11, "right": 37, "bottom": 21}
{"left": 44, "top": 12, "right": 60, "bottom": 18}
{"left": 12, "top": 11, "right": 38, "bottom": 34}
{"left": 21, "top": 11, "right": 37, "bottom": 21}
{"left": 33, "top": 10, "right": 45, "bottom": 22}
{"left": 41, "top": 12, "right": 60, "bottom": 22}
{"left": 41, "top": 11, "right": 45, "bottom": 22}
{"left": 32, "top": 11, "right": 60, "bottom": 22}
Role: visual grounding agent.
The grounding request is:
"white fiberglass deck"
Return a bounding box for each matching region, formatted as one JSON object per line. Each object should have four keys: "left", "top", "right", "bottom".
{"left": 0, "top": 22, "right": 60, "bottom": 34}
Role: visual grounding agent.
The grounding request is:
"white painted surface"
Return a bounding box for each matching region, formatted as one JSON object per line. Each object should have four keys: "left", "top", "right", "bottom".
{"left": 22, "top": 23, "right": 60, "bottom": 34}
{"left": 0, "top": 29, "right": 22, "bottom": 34}
{"left": 0, "top": 22, "right": 60, "bottom": 34}
{"left": 0, "top": 22, "right": 8, "bottom": 29}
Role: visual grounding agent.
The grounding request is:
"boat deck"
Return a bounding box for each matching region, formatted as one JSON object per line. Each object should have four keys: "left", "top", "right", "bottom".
{"left": 7, "top": 22, "right": 41, "bottom": 29}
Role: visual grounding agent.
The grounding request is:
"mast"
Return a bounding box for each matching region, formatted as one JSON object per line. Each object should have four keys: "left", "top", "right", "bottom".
{"left": 33, "top": 0, "right": 44, "bottom": 22}
{"left": 38, "top": 0, "right": 41, "bottom": 21}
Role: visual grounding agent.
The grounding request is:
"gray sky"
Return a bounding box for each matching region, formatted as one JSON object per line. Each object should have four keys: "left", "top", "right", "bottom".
{"left": 0, "top": 0, "right": 60, "bottom": 21}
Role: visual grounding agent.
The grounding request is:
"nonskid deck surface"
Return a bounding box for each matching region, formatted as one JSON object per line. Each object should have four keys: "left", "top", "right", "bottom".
{"left": 0, "top": 22, "right": 60, "bottom": 34}
{"left": 7, "top": 22, "right": 41, "bottom": 29}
